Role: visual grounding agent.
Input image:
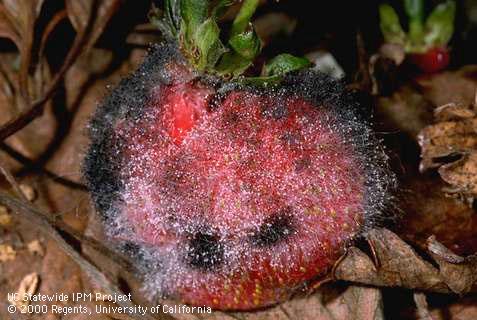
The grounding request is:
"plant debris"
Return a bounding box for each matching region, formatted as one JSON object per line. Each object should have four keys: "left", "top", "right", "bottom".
{"left": 418, "top": 99, "right": 477, "bottom": 204}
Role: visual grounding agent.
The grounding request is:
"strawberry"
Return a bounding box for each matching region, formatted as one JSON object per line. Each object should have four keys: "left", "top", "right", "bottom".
{"left": 380, "top": 0, "right": 455, "bottom": 73}
{"left": 409, "top": 47, "right": 450, "bottom": 73}
{"left": 84, "top": 0, "right": 395, "bottom": 310}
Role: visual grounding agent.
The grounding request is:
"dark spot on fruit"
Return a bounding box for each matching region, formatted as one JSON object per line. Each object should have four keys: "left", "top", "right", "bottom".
{"left": 121, "top": 241, "right": 150, "bottom": 267}
{"left": 207, "top": 91, "right": 227, "bottom": 112}
{"left": 224, "top": 111, "right": 239, "bottom": 125}
{"left": 122, "top": 241, "right": 141, "bottom": 256}
{"left": 280, "top": 132, "right": 299, "bottom": 146}
{"left": 251, "top": 208, "right": 295, "bottom": 247}
{"left": 185, "top": 231, "right": 224, "bottom": 270}
{"left": 261, "top": 102, "right": 288, "bottom": 120}
{"left": 294, "top": 156, "right": 311, "bottom": 172}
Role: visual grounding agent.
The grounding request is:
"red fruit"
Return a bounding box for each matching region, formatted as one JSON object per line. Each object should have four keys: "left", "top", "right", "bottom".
{"left": 159, "top": 82, "right": 212, "bottom": 144}
{"left": 410, "top": 47, "right": 450, "bottom": 73}
{"left": 84, "top": 44, "right": 394, "bottom": 310}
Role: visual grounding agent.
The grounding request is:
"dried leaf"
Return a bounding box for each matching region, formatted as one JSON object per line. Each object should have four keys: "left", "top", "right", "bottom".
{"left": 335, "top": 228, "right": 448, "bottom": 292}
{"left": 439, "top": 152, "right": 477, "bottom": 200}
{"left": 65, "top": 0, "right": 121, "bottom": 50}
{"left": 324, "top": 286, "right": 384, "bottom": 320}
{"left": 0, "top": 0, "right": 45, "bottom": 83}
{"left": 0, "top": 0, "right": 44, "bottom": 48}
{"left": 0, "top": 4, "right": 21, "bottom": 47}
{"left": 12, "top": 272, "right": 39, "bottom": 308}
{"left": 219, "top": 285, "right": 383, "bottom": 320}
{"left": 335, "top": 228, "right": 477, "bottom": 294}
{"left": 398, "top": 175, "right": 477, "bottom": 256}
{"left": 427, "top": 236, "right": 477, "bottom": 294}
{"left": 417, "top": 66, "right": 477, "bottom": 107}
{"left": 0, "top": 244, "right": 16, "bottom": 262}
{"left": 65, "top": 0, "right": 91, "bottom": 32}
{"left": 27, "top": 239, "right": 44, "bottom": 256}
{"left": 0, "top": 205, "right": 12, "bottom": 225}
{"left": 377, "top": 85, "right": 433, "bottom": 137}
{"left": 418, "top": 100, "right": 477, "bottom": 202}
{"left": 19, "top": 183, "right": 36, "bottom": 201}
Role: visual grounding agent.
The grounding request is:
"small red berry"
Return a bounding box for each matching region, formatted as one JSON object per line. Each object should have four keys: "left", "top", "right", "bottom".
{"left": 410, "top": 47, "right": 450, "bottom": 73}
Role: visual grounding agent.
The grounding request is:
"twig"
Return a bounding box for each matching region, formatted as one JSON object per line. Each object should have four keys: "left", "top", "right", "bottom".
{"left": 0, "top": 158, "right": 28, "bottom": 202}
{"left": 18, "top": 8, "right": 35, "bottom": 106}
{"left": 352, "top": 30, "right": 372, "bottom": 93}
{"left": 39, "top": 10, "right": 68, "bottom": 58}
{"left": 0, "top": 142, "right": 87, "bottom": 191}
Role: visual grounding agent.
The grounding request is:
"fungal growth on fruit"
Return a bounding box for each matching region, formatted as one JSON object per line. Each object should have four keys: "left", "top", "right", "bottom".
{"left": 84, "top": 0, "right": 396, "bottom": 310}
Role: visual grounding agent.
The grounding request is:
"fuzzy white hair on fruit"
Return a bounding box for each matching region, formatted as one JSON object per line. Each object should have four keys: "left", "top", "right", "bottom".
{"left": 83, "top": 42, "right": 397, "bottom": 302}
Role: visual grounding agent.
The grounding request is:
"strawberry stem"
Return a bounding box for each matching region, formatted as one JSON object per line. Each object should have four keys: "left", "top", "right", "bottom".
{"left": 380, "top": 0, "right": 456, "bottom": 54}
{"left": 151, "top": 0, "right": 311, "bottom": 82}
{"left": 404, "top": 0, "right": 424, "bottom": 44}
{"left": 230, "top": 0, "right": 260, "bottom": 37}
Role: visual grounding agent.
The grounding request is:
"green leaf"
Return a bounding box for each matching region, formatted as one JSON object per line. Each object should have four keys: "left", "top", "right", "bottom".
{"left": 263, "top": 54, "right": 311, "bottom": 77}
{"left": 424, "top": 0, "right": 455, "bottom": 46}
{"left": 149, "top": 0, "right": 181, "bottom": 39}
{"left": 230, "top": 0, "right": 259, "bottom": 37}
{"left": 215, "top": 5, "right": 263, "bottom": 78}
{"left": 404, "top": 0, "right": 424, "bottom": 20}
{"left": 404, "top": 0, "right": 424, "bottom": 42}
{"left": 194, "top": 18, "right": 227, "bottom": 70}
{"left": 229, "top": 28, "right": 261, "bottom": 60}
{"left": 239, "top": 75, "right": 283, "bottom": 86}
{"left": 181, "top": 0, "right": 208, "bottom": 44}
{"left": 379, "top": 4, "right": 406, "bottom": 45}
{"left": 216, "top": 28, "right": 261, "bottom": 77}
{"left": 211, "top": 0, "right": 234, "bottom": 19}
{"left": 216, "top": 51, "right": 254, "bottom": 77}
{"left": 167, "top": 0, "right": 182, "bottom": 34}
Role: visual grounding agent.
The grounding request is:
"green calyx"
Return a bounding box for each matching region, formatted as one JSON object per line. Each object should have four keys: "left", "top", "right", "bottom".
{"left": 150, "top": 0, "right": 311, "bottom": 82}
{"left": 379, "top": 0, "right": 456, "bottom": 53}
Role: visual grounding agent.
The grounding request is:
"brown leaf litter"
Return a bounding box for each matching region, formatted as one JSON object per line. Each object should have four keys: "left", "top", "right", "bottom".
{"left": 418, "top": 97, "right": 477, "bottom": 204}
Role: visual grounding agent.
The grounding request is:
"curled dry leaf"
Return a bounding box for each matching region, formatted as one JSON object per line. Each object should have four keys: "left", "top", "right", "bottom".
{"left": 27, "top": 239, "right": 44, "bottom": 256}
{"left": 418, "top": 100, "right": 477, "bottom": 203}
{"left": 0, "top": 3, "right": 21, "bottom": 47}
{"left": 12, "top": 272, "right": 39, "bottom": 308}
{"left": 0, "top": 0, "right": 44, "bottom": 48}
{"left": 65, "top": 0, "right": 121, "bottom": 50}
{"left": 0, "top": 0, "right": 45, "bottom": 96}
{"left": 334, "top": 228, "right": 477, "bottom": 295}
{"left": 0, "top": 205, "right": 11, "bottom": 225}
{"left": 0, "top": 243, "right": 15, "bottom": 262}
{"left": 19, "top": 183, "right": 36, "bottom": 202}
{"left": 427, "top": 236, "right": 477, "bottom": 294}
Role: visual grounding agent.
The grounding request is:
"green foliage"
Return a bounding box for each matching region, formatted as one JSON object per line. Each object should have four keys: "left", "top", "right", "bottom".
{"left": 379, "top": 4, "right": 406, "bottom": 45}
{"left": 379, "top": 0, "right": 456, "bottom": 53}
{"left": 151, "top": 0, "right": 311, "bottom": 80}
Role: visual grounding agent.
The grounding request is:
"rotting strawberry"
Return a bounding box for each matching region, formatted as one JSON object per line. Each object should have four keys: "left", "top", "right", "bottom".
{"left": 84, "top": 0, "right": 396, "bottom": 311}
{"left": 380, "top": 0, "right": 455, "bottom": 73}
